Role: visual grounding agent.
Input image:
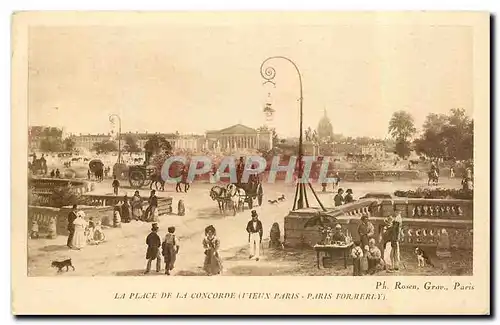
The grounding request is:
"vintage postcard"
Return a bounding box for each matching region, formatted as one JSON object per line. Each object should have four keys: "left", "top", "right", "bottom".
{"left": 12, "top": 12, "right": 490, "bottom": 315}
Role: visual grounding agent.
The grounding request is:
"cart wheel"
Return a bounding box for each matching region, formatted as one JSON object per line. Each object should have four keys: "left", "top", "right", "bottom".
{"left": 129, "top": 170, "right": 145, "bottom": 188}
{"left": 257, "top": 184, "right": 263, "bottom": 206}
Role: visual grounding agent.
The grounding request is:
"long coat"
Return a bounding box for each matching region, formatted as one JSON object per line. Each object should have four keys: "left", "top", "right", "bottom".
{"left": 145, "top": 232, "right": 161, "bottom": 260}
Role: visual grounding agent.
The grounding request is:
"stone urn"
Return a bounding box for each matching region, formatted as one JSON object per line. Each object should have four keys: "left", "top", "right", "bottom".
{"left": 113, "top": 210, "right": 122, "bottom": 228}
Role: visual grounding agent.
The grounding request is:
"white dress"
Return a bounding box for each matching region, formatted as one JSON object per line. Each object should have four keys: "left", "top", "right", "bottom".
{"left": 72, "top": 217, "right": 88, "bottom": 249}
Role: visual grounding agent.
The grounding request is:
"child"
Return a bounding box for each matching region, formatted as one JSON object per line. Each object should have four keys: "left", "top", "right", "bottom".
{"left": 162, "top": 226, "right": 180, "bottom": 275}
{"left": 112, "top": 175, "right": 120, "bottom": 196}
{"left": 30, "top": 220, "right": 39, "bottom": 239}
{"left": 351, "top": 241, "right": 364, "bottom": 276}
{"left": 86, "top": 217, "right": 96, "bottom": 244}
{"left": 93, "top": 220, "right": 105, "bottom": 244}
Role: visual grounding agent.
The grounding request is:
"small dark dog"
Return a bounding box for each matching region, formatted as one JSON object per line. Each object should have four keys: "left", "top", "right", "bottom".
{"left": 277, "top": 194, "right": 286, "bottom": 202}
{"left": 268, "top": 199, "right": 278, "bottom": 204}
{"left": 51, "top": 258, "right": 75, "bottom": 272}
{"left": 415, "top": 247, "right": 434, "bottom": 267}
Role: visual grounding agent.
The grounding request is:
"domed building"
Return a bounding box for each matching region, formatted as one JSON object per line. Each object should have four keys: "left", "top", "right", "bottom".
{"left": 317, "top": 108, "right": 334, "bottom": 142}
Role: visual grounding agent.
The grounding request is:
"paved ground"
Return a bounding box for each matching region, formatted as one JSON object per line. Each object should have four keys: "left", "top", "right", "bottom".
{"left": 27, "top": 178, "right": 467, "bottom": 277}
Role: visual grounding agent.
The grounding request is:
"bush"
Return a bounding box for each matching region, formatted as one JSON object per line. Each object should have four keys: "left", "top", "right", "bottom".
{"left": 394, "top": 188, "right": 473, "bottom": 200}
{"left": 48, "top": 186, "right": 94, "bottom": 208}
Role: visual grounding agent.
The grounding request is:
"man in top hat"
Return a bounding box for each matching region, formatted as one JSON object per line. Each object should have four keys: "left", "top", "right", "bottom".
{"left": 246, "top": 210, "right": 263, "bottom": 261}
{"left": 344, "top": 189, "right": 354, "bottom": 204}
{"left": 145, "top": 223, "right": 162, "bottom": 274}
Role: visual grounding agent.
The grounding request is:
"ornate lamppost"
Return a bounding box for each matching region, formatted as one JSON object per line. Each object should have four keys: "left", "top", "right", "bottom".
{"left": 260, "top": 56, "right": 325, "bottom": 211}
{"left": 109, "top": 114, "right": 122, "bottom": 164}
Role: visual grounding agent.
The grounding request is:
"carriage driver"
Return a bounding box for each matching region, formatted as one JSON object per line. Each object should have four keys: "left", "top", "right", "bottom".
{"left": 246, "top": 210, "right": 263, "bottom": 261}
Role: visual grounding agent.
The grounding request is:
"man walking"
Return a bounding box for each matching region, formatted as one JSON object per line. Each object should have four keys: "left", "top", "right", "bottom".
{"left": 66, "top": 204, "right": 78, "bottom": 248}
{"left": 112, "top": 175, "right": 120, "bottom": 196}
{"left": 246, "top": 210, "right": 263, "bottom": 261}
{"left": 145, "top": 223, "right": 162, "bottom": 274}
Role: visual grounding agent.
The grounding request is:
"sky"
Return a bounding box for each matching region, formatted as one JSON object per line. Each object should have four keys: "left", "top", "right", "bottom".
{"left": 28, "top": 22, "right": 473, "bottom": 139}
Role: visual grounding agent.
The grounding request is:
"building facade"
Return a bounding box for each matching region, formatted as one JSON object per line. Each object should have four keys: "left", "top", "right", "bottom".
{"left": 73, "top": 133, "right": 114, "bottom": 151}
{"left": 205, "top": 124, "right": 273, "bottom": 152}
{"left": 120, "top": 132, "right": 203, "bottom": 152}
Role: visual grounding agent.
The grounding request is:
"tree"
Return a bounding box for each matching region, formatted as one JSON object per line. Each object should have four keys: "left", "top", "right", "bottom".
{"left": 123, "top": 135, "right": 141, "bottom": 153}
{"left": 63, "top": 138, "right": 75, "bottom": 152}
{"left": 40, "top": 138, "right": 63, "bottom": 152}
{"left": 388, "top": 111, "right": 417, "bottom": 141}
{"left": 414, "top": 109, "right": 473, "bottom": 161}
{"left": 394, "top": 139, "right": 411, "bottom": 159}
{"left": 144, "top": 135, "right": 173, "bottom": 155}
{"left": 388, "top": 111, "right": 417, "bottom": 158}
{"left": 92, "top": 140, "right": 118, "bottom": 154}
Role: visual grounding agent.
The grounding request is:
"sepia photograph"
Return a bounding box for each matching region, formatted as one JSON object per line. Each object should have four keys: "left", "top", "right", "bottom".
{"left": 11, "top": 11, "right": 490, "bottom": 315}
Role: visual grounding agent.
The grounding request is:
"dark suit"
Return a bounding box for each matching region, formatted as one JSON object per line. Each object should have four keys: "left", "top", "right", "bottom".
{"left": 66, "top": 210, "right": 77, "bottom": 247}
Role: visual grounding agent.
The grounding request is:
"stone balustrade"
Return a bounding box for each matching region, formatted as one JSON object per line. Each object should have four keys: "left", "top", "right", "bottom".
{"left": 334, "top": 170, "right": 420, "bottom": 182}
{"left": 28, "top": 194, "right": 173, "bottom": 238}
{"left": 284, "top": 196, "right": 473, "bottom": 250}
{"left": 29, "top": 177, "right": 93, "bottom": 195}
{"left": 28, "top": 206, "right": 60, "bottom": 237}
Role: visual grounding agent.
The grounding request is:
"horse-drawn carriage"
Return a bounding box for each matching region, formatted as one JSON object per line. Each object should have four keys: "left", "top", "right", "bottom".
{"left": 128, "top": 164, "right": 158, "bottom": 189}
{"left": 210, "top": 174, "right": 264, "bottom": 216}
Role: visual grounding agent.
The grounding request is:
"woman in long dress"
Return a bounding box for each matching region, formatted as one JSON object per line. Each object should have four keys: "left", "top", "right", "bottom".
{"left": 72, "top": 211, "right": 88, "bottom": 250}
{"left": 203, "top": 225, "right": 223, "bottom": 276}
{"left": 131, "top": 191, "right": 143, "bottom": 221}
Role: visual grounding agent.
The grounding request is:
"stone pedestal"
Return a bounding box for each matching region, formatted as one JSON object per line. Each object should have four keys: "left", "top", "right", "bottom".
{"left": 178, "top": 200, "right": 185, "bottom": 216}
{"left": 380, "top": 199, "right": 395, "bottom": 218}
{"left": 436, "top": 229, "right": 452, "bottom": 258}
{"left": 47, "top": 218, "right": 57, "bottom": 239}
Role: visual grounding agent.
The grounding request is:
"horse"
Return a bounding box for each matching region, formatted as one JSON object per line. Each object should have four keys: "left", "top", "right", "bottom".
{"left": 175, "top": 171, "right": 191, "bottom": 193}
{"left": 150, "top": 173, "right": 165, "bottom": 191}
{"left": 94, "top": 168, "right": 103, "bottom": 182}
{"left": 427, "top": 170, "right": 439, "bottom": 186}
{"left": 210, "top": 185, "right": 227, "bottom": 214}
{"left": 226, "top": 184, "right": 246, "bottom": 213}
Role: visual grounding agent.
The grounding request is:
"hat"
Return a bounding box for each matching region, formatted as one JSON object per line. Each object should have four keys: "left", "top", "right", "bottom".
{"left": 251, "top": 210, "right": 258, "bottom": 217}
{"left": 335, "top": 224, "right": 342, "bottom": 229}
{"left": 151, "top": 223, "right": 159, "bottom": 231}
{"left": 338, "top": 188, "right": 344, "bottom": 193}
{"left": 360, "top": 214, "right": 369, "bottom": 220}
{"left": 346, "top": 189, "right": 353, "bottom": 194}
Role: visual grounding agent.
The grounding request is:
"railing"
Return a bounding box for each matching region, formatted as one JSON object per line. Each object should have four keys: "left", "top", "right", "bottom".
{"left": 284, "top": 196, "right": 473, "bottom": 250}
{"left": 29, "top": 177, "right": 93, "bottom": 195}
{"left": 28, "top": 197, "right": 174, "bottom": 238}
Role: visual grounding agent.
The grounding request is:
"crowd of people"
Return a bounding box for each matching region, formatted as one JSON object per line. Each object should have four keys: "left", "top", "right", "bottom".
{"left": 66, "top": 205, "right": 106, "bottom": 250}
{"left": 349, "top": 212, "right": 402, "bottom": 276}
{"left": 143, "top": 209, "right": 267, "bottom": 276}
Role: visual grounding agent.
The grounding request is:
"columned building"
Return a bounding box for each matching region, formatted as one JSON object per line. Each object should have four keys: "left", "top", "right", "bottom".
{"left": 206, "top": 124, "right": 273, "bottom": 152}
